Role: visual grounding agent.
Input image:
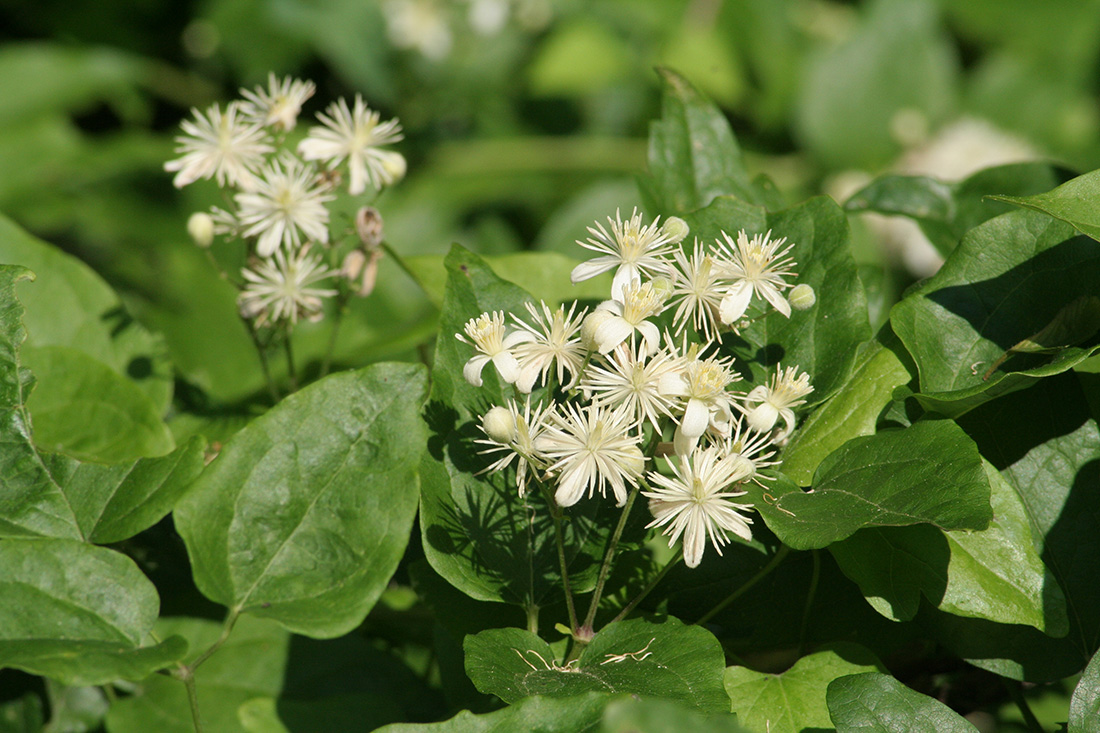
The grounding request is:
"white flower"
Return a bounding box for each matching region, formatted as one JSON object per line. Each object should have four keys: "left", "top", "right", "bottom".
{"left": 382, "top": 0, "right": 454, "bottom": 61}
{"left": 659, "top": 348, "right": 736, "bottom": 455}
{"left": 239, "top": 73, "right": 316, "bottom": 131}
{"left": 570, "top": 208, "right": 679, "bottom": 300}
{"left": 476, "top": 399, "right": 549, "bottom": 497}
{"left": 165, "top": 102, "right": 272, "bottom": 190}
{"left": 643, "top": 445, "right": 755, "bottom": 568}
{"left": 580, "top": 342, "right": 681, "bottom": 432}
{"left": 726, "top": 417, "right": 781, "bottom": 482}
{"left": 235, "top": 154, "right": 335, "bottom": 257}
{"left": 713, "top": 230, "right": 798, "bottom": 324}
{"left": 238, "top": 246, "right": 338, "bottom": 325}
{"left": 667, "top": 238, "right": 725, "bottom": 342}
{"left": 534, "top": 401, "right": 645, "bottom": 507}
{"left": 298, "top": 95, "right": 405, "bottom": 195}
{"left": 456, "top": 311, "right": 533, "bottom": 387}
{"left": 510, "top": 301, "right": 588, "bottom": 393}
{"left": 740, "top": 366, "right": 813, "bottom": 439}
{"left": 586, "top": 281, "right": 667, "bottom": 356}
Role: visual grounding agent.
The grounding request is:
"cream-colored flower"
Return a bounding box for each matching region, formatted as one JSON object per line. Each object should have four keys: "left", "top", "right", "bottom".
{"left": 298, "top": 95, "right": 405, "bottom": 195}
{"left": 586, "top": 281, "right": 667, "bottom": 356}
{"left": 740, "top": 366, "right": 813, "bottom": 439}
{"left": 643, "top": 444, "right": 755, "bottom": 568}
{"left": 456, "top": 311, "right": 533, "bottom": 387}
{"left": 239, "top": 73, "right": 316, "bottom": 131}
{"left": 570, "top": 208, "right": 679, "bottom": 300}
{"left": 580, "top": 342, "right": 681, "bottom": 433}
{"left": 713, "top": 230, "right": 798, "bottom": 324}
{"left": 510, "top": 301, "right": 588, "bottom": 393}
{"left": 238, "top": 246, "right": 338, "bottom": 325}
{"left": 235, "top": 154, "right": 335, "bottom": 257}
{"left": 534, "top": 401, "right": 645, "bottom": 507}
{"left": 165, "top": 102, "right": 272, "bottom": 190}
{"left": 476, "top": 399, "right": 550, "bottom": 497}
{"left": 667, "top": 238, "right": 725, "bottom": 342}
{"left": 659, "top": 348, "right": 736, "bottom": 455}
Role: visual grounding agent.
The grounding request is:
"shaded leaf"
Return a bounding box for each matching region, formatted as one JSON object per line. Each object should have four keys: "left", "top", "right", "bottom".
{"left": 465, "top": 616, "right": 729, "bottom": 712}
{"left": 374, "top": 693, "right": 610, "bottom": 733}
{"left": 749, "top": 421, "right": 991, "bottom": 550}
{"left": 0, "top": 537, "right": 186, "bottom": 685}
{"left": 830, "top": 460, "right": 1066, "bottom": 631}
{"left": 827, "top": 672, "right": 977, "bottom": 732}
{"left": 175, "top": 363, "right": 428, "bottom": 637}
{"left": 991, "top": 168, "right": 1100, "bottom": 242}
{"left": 1069, "top": 648, "right": 1100, "bottom": 733}
{"left": 724, "top": 644, "right": 884, "bottom": 733}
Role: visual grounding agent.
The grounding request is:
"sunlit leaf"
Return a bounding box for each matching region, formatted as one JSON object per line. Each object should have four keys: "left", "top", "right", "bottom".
{"left": 827, "top": 672, "right": 977, "bottom": 732}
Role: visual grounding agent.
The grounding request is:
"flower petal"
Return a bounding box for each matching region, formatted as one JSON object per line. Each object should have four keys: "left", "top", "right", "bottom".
{"left": 719, "top": 281, "right": 752, "bottom": 324}
{"left": 759, "top": 283, "right": 792, "bottom": 318}
{"left": 682, "top": 398, "right": 710, "bottom": 438}
{"left": 463, "top": 355, "right": 490, "bottom": 386}
{"left": 492, "top": 351, "right": 521, "bottom": 383}
{"left": 571, "top": 257, "right": 618, "bottom": 284}
{"left": 594, "top": 317, "right": 633, "bottom": 354}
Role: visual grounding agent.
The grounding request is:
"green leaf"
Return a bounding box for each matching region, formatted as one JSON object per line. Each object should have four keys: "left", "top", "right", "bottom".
{"left": 739, "top": 197, "right": 872, "bottom": 404}
{"left": 922, "top": 374, "right": 1100, "bottom": 682}
{"left": 42, "top": 681, "right": 108, "bottom": 733}
{"left": 22, "top": 345, "right": 174, "bottom": 462}
{"left": 782, "top": 338, "right": 912, "bottom": 485}
{"left": 641, "top": 67, "right": 761, "bottom": 213}
{"left": 724, "top": 644, "right": 884, "bottom": 733}
{"left": 844, "top": 162, "right": 1065, "bottom": 255}
{"left": 402, "top": 251, "right": 611, "bottom": 310}
{"left": 465, "top": 616, "right": 729, "bottom": 712}
{"left": 0, "top": 213, "right": 171, "bottom": 413}
{"left": 1070, "top": 648, "right": 1100, "bottom": 733}
{"left": 749, "top": 420, "right": 991, "bottom": 550}
{"left": 105, "top": 616, "right": 289, "bottom": 733}
{"left": 827, "top": 672, "right": 978, "bottom": 732}
{"left": 796, "top": 0, "right": 956, "bottom": 169}
{"left": 991, "top": 168, "right": 1100, "bottom": 242}
{"left": 375, "top": 693, "right": 610, "bottom": 733}
{"left": 890, "top": 209, "right": 1100, "bottom": 416}
{"left": 420, "top": 245, "right": 607, "bottom": 605}
{"left": 175, "top": 363, "right": 428, "bottom": 637}
{"left": 830, "top": 460, "right": 1066, "bottom": 631}
{"left": 0, "top": 537, "right": 186, "bottom": 685}
{"left": 0, "top": 693, "right": 43, "bottom": 733}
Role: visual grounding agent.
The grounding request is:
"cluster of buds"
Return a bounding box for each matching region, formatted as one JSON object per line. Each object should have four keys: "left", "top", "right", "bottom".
{"left": 166, "top": 74, "right": 404, "bottom": 327}
{"left": 457, "top": 209, "right": 815, "bottom": 568}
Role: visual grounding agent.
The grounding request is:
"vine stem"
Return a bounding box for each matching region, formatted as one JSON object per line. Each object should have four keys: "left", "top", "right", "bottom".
{"left": 539, "top": 482, "right": 578, "bottom": 633}
{"left": 319, "top": 287, "right": 351, "bottom": 378}
{"left": 696, "top": 544, "right": 790, "bottom": 626}
{"left": 243, "top": 319, "right": 280, "bottom": 403}
{"left": 1004, "top": 679, "right": 1045, "bottom": 733}
{"left": 581, "top": 484, "right": 640, "bottom": 632}
{"left": 172, "top": 608, "right": 240, "bottom": 733}
{"left": 182, "top": 669, "right": 203, "bottom": 733}
{"left": 611, "top": 553, "right": 682, "bottom": 625}
{"left": 797, "top": 549, "right": 821, "bottom": 656}
{"left": 283, "top": 324, "right": 299, "bottom": 393}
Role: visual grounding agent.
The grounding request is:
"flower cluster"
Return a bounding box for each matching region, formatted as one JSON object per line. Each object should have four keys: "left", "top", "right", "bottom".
{"left": 457, "top": 209, "right": 814, "bottom": 568}
{"left": 165, "top": 74, "right": 405, "bottom": 327}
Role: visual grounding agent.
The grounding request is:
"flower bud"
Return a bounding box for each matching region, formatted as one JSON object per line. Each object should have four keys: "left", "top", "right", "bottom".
{"left": 187, "top": 212, "right": 215, "bottom": 248}
{"left": 355, "top": 206, "right": 384, "bottom": 249}
{"left": 648, "top": 276, "right": 674, "bottom": 302}
{"left": 661, "top": 216, "right": 690, "bottom": 243}
{"left": 378, "top": 151, "right": 407, "bottom": 185}
{"left": 746, "top": 402, "right": 780, "bottom": 433}
{"left": 581, "top": 309, "right": 614, "bottom": 350}
{"left": 482, "top": 406, "right": 518, "bottom": 443}
{"left": 789, "top": 283, "right": 816, "bottom": 311}
{"left": 342, "top": 249, "right": 367, "bottom": 282}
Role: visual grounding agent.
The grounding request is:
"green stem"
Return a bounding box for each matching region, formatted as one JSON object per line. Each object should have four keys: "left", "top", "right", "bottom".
{"left": 582, "top": 484, "right": 640, "bottom": 631}
{"left": 182, "top": 668, "right": 203, "bottom": 733}
{"left": 797, "top": 549, "right": 821, "bottom": 656}
{"left": 244, "top": 319, "right": 280, "bottom": 403}
{"left": 1004, "top": 679, "right": 1045, "bottom": 733}
{"left": 526, "top": 603, "right": 540, "bottom": 635}
{"left": 283, "top": 325, "right": 299, "bottom": 393}
{"left": 192, "top": 608, "right": 240, "bottom": 672}
{"left": 696, "top": 545, "right": 790, "bottom": 626}
{"left": 611, "top": 553, "right": 682, "bottom": 624}
{"left": 319, "top": 288, "right": 351, "bottom": 378}
{"left": 539, "top": 483, "right": 579, "bottom": 632}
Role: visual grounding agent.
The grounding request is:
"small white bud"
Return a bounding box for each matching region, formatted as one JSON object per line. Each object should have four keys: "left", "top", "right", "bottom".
{"left": 789, "top": 284, "right": 816, "bottom": 311}
{"left": 648, "top": 276, "right": 674, "bottom": 302}
{"left": 746, "top": 402, "right": 780, "bottom": 433}
{"left": 581, "top": 309, "right": 614, "bottom": 350}
{"left": 661, "top": 216, "right": 690, "bottom": 243}
{"left": 187, "top": 212, "right": 215, "bottom": 248}
{"left": 341, "top": 249, "right": 367, "bottom": 282}
{"left": 355, "top": 206, "right": 384, "bottom": 249}
{"left": 482, "top": 406, "right": 518, "bottom": 443}
{"left": 380, "top": 151, "right": 407, "bottom": 185}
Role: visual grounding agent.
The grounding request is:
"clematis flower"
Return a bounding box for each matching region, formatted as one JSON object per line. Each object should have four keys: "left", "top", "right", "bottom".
{"left": 237, "top": 246, "right": 338, "bottom": 326}
{"left": 712, "top": 229, "right": 798, "bottom": 324}
{"left": 740, "top": 365, "right": 813, "bottom": 439}
{"left": 643, "top": 444, "right": 755, "bottom": 568}
{"left": 510, "top": 301, "right": 588, "bottom": 393}
{"left": 667, "top": 237, "right": 726, "bottom": 342}
{"left": 570, "top": 208, "right": 679, "bottom": 300}
{"left": 580, "top": 341, "right": 681, "bottom": 433}
{"left": 298, "top": 95, "right": 405, "bottom": 195}
{"left": 476, "top": 398, "right": 550, "bottom": 497}
{"left": 164, "top": 102, "right": 272, "bottom": 190}
{"left": 235, "top": 153, "right": 334, "bottom": 257}
{"left": 584, "top": 281, "right": 667, "bottom": 357}
{"left": 456, "top": 311, "right": 533, "bottom": 387}
{"left": 659, "top": 348, "right": 736, "bottom": 455}
{"left": 239, "top": 73, "right": 316, "bottom": 131}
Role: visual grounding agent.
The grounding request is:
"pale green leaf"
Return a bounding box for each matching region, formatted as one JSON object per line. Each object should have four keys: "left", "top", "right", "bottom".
{"left": 991, "top": 167, "right": 1100, "bottom": 242}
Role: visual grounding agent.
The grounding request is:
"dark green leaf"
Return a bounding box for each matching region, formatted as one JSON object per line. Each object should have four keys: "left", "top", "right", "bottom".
{"left": 641, "top": 67, "right": 761, "bottom": 213}
{"left": 749, "top": 421, "right": 991, "bottom": 550}
{"left": 921, "top": 375, "right": 1100, "bottom": 682}
{"left": 991, "top": 168, "right": 1100, "bottom": 242}
{"left": 0, "top": 537, "right": 186, "bottom": 685}
{"left": 175, "top": 363, "right": 428, "bottom": 637}
{"left": 891, "top": 209, "right": 1100, "bottom": 416}
{"left": 465, "top": 617, "right": 729, "bottom": 712}
{"left": 827, "top": 672, "right": 978, "bottom": 732}
{"left": 830, "top": 461, "right": 1065, "bottom": 631}
{"left": 375, "top": 693, "right": 611, "bottom": 733}
{"left": 0, "top": 693, "right": 43, "bottom": 733}
{"left": 22, "top": 345, "right": 174, "bottom": 463}
{"left": 420, "top": 245, "right": 607, "bottom": 606}
{"left": 1069, "top": 648, "right": 1100, "bottom": 733}
{"left": 844, "top": 162, "right": 1064, "bottom": 255}
{"left": 724, "top": 644, "right": 884, "bottom": 733}
{"left": 782, "top": 339, "right": 911, "bottom": 485}
{"left": 105, "top": 616, "right": 289, "bottom": 733}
